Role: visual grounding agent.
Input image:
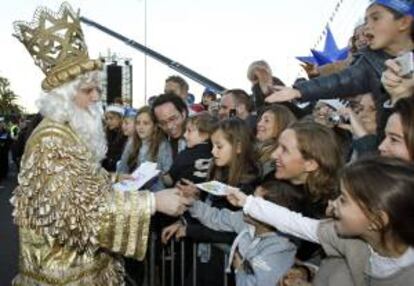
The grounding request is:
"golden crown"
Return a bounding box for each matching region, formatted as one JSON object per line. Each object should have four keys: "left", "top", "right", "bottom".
{"left": 13, "top": 2, "right": 102, "bottom": 91}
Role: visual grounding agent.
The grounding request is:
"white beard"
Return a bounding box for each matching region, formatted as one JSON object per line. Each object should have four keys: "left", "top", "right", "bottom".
{"left": 69, "top": 103, "right": 107, "bottom": 163}
{"left": 36, "top": 73, "right": 107, "bottom": 163}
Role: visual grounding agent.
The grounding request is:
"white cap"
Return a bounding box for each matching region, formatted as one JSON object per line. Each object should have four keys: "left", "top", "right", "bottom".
{"left": 105, "top": 104, "right": 124, "bottom": 115}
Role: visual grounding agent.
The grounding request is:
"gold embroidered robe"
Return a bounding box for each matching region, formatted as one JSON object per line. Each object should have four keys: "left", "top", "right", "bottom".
{"left": 10, "top": 118, "right": 152, "bottom": 285}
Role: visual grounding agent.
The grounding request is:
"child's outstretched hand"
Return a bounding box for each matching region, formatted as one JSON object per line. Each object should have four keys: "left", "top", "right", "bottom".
{"left": 226, "top": 188, "right": 248, "bottom": 207}
{"left": 232, "top": 250, "right": 243, "bottom": 271}
{"left": 381, "top": 58, "right": 414, "bottom": 105}
{"left": 177, "top": 179, "right": 199, "bottom": 199}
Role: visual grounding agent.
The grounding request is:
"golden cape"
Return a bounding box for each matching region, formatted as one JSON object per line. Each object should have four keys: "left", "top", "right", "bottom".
{"left": 11, "top": 118, "right": 151, "bottom": 285}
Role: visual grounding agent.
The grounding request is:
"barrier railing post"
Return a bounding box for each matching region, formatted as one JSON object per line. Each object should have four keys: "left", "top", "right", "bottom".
{"left": 192, "top": 243, "right": 197, "bottom": 286}
{"left": 161, "top": 242, "right": 166, "bottom": 286}
{"left": 149, "top": 232, "right": 156, "bottom": 286}
{"left": 181, "top": 240, "right": 185, "bottom": 286}
{"left": 224, "top": 253, "right": 229, "bottom": 286}
{"left": 171, "top": 240, "right": 175, "bottom": 286}
{"left": 158, "top": 237, "right": 233, "bottom": 286}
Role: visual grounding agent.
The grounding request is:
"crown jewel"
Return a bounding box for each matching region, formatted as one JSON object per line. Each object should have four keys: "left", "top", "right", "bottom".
{"left": 13, "top": 2, "right": 102, "bottom": 90}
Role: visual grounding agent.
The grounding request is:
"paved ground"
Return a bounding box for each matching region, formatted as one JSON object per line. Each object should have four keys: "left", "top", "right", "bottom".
{"left": 0, "top": 159, "right": 18, "bottom": 285}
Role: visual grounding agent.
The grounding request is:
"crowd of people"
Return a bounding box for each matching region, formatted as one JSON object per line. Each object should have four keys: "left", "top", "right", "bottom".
{"left": 0, "top": 114, "right": 35, "bottom": 187}
{"left": 6, "top": 0, "right": 414, "bottom": 285}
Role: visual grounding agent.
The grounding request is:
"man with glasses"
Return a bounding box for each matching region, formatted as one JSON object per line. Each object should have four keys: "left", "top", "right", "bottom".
{"left": 152, "top": 93, "right": 189, "bottom": 158}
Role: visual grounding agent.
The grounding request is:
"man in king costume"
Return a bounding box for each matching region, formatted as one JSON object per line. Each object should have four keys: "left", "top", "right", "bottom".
{"left": 10, "top": 2, "right": 191, "bottom": 285}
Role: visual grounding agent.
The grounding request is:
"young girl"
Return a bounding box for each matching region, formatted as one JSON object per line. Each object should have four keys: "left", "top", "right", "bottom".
{"left": 121, "top": 107, "right": 138, "bottom": 137}
{"left": 379, "top": 96, "right": 414, "bottom": 161}
{"left": 118, "top": 106, "right": 173, "bottom": 285}
{"left": 163, "top": 118, "right": 260, "bottom": 286}
{"left": 255, "top": 104, "right": 296, "bottom": 179}
{"left": 228, "top": 156, "right": 414, "bottom": 285}
{"left": 207, "top": 117, "right": 259, "bottom": 190}
{"left": 117, "top": 106, "right": 172, "bottom": 191}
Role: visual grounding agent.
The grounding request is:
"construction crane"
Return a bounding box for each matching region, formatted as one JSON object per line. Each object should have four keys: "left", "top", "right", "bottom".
{"left": 80, "top": 16, "right": 226, "bottom": 94}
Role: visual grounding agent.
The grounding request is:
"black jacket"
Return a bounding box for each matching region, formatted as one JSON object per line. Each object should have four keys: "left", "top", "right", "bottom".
{"left": 102, "top": 128, "right": 127, "bottom": 172}
{"left": 169, "top": 141, "right": 212, "bottom": 185}
{"left": 294, "top": 48, "right": 392, "bottom": 104}
{"left": 294, "top": 48, "right": 394, "bottom": 138}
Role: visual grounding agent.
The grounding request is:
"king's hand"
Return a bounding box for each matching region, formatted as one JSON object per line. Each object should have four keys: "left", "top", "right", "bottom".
{"left": 154, "top": 188, "right": 194, "bottom": 216}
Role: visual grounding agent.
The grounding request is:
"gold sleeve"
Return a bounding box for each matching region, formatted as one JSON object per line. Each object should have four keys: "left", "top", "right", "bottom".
{"left": 98, "top": 190, "right": 152, "bottom": 261}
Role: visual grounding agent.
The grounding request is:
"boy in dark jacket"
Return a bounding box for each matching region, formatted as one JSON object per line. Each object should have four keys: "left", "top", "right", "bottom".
{"left": 266, "top": 0, "right": 414, "bottom": 134}
{"left": 163, "top": 111, "right": 218, "bottom": 186}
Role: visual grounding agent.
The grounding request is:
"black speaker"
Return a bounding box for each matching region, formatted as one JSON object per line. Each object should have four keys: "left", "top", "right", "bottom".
{"left": 106, "top": 64, "right": 123, "bottom": 104}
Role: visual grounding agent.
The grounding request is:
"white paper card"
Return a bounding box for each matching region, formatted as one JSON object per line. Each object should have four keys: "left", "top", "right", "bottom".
{"left": 113, "top": 161, "right": 160, "bottom": 192}
{"left": 196, "top": 180, "right": 232, "bottom": 196}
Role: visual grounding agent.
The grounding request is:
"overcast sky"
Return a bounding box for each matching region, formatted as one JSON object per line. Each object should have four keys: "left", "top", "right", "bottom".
{"left": 1, "top": 0, "right": 369, "bottom": 112}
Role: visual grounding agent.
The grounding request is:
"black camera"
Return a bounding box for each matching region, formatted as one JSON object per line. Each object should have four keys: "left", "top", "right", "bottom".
{"left": 328, "top": 113, "right": 349, "bottom": 125}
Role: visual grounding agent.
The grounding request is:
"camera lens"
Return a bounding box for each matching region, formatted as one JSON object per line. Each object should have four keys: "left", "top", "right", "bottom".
{"left": 328, "top": 113, "right": 349, "bottom": 125}
{"left": 328, "top": 114, "right": 341, "bottom": 125}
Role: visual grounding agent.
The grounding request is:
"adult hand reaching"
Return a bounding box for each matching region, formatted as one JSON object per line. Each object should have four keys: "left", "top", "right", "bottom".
{"left": 300, "top": 62, "right": 320, "bottom": 78}
{"left": 161, "top": 220, "right": 187, "bottom": 244}
{"left": 176, "top": 179, "right": 200, "bottom": 199}
{"left": 381, "top": 59, "right": 414, "bottom": 105}
{"left": 254, "top": 66, "right": 273, "bottom": 94}
{"left": 161, "top": 220, "right": 182, "bottom": 244}
{"left": 155, "top": 188, "right": 193, "bottom": 216}
{"left": 264, "top": 86, "right": 302, "bottom": 103}
{"left": 336, "top": 107, "right": 368, "bottom": 138}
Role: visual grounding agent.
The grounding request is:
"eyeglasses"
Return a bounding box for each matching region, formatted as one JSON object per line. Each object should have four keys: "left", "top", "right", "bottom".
{"left": 157, "top": 114, "right": 182, "bottom": 128}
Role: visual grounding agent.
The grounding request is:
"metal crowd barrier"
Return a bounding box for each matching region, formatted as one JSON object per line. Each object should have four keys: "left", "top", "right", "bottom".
{"left": 142, "top": 232, "right": 231, "bottom": 286}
